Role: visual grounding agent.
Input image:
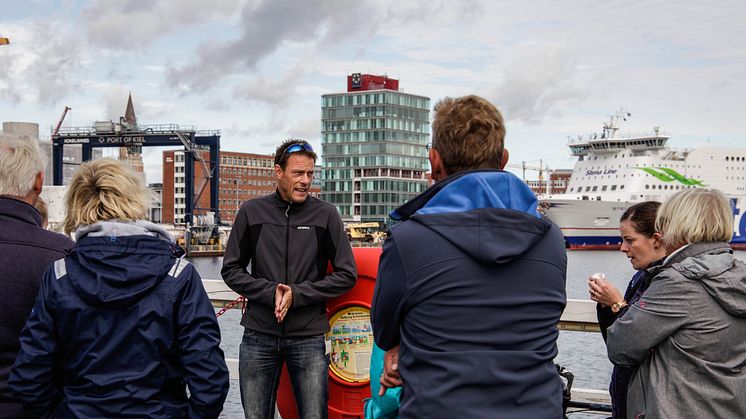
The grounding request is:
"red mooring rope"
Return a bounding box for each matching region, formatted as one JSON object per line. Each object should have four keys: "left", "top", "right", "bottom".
{"left": 215, "top": 296, "right": 246, "bottom": 317}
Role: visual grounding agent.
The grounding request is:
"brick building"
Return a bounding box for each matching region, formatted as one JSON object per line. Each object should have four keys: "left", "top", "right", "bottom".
{"left": 162, "top": 149, "right": 321, "bottom": 225}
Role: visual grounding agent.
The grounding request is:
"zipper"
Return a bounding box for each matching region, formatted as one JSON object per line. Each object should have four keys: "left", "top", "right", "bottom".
{"left": 283, "top": 202, "right": 290, "bottom": 337}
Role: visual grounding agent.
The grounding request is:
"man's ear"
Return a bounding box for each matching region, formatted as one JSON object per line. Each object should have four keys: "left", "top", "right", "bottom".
{"left": 274, "top": 163, "right": 283, "bottom": 179}
{"left": 429, "top": 149, "right": 447, "bottom": 182}
{"left": 499, "top": 148, "right": 509, "bottom": 170}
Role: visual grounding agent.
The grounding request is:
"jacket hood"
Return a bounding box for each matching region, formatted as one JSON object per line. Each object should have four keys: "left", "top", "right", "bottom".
{"left": 391, "top": 170, "right": 552, "bottom": 265}
{"left": 668, "top": 242, "right": 746, "bottom": 318}
{"left": 68, "top": 220, "right": 180, "bottom": 308}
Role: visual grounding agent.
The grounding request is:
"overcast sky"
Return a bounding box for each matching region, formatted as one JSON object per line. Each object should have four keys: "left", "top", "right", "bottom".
{"left": 2, "top": 0, "right": 745, "bottom": 183}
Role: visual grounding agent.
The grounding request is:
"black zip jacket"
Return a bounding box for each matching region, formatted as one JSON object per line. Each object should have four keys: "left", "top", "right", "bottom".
{"left": 222, "top": 191, "right": 357, "bottom": 336}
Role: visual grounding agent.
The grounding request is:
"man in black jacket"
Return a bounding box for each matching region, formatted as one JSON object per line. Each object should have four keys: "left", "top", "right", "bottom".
{"left": 0, "top": 136, "right": 73, "bottom": 418}
{"left": 222, "top": 139, "right": 357, "bottom": 419}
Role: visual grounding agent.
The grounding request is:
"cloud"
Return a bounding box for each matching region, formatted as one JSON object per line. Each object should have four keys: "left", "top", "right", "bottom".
{"left": 0, "top": 21, "right": 85, "bottom": 106}
{"left": 165, "top": 0, "right": 478, "bottom": 94}
{"left": 492, "top": 43, "right": 587, "bottom": 124}
{"left": 82, "top": 0, "right": 245, "bottom": 50}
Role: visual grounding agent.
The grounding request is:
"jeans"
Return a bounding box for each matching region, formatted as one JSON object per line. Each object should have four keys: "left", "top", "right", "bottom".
{"left": 239, "top": 328, "right": 329, "bottom": 419}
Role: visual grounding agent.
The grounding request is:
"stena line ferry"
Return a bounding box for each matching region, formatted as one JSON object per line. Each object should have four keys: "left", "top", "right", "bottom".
{"left": 540, "top": 110, "right": 746, "bottom": 250}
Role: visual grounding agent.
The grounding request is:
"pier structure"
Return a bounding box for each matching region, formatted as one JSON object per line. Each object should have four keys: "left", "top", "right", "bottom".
{"left": 52, "top": 124, "right": 221, "bottom": 225}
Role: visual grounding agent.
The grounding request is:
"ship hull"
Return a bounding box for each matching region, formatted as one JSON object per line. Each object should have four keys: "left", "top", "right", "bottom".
{"left": 543, "top": 199, "right": 746, "bottom": 250}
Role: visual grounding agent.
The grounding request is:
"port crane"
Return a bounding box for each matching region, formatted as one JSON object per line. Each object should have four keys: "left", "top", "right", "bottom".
{"left": 505, "top": 159, "right": 548, "bottom": 181}
{"left": 52, "top": 106, "right": 71, "bottom": 136}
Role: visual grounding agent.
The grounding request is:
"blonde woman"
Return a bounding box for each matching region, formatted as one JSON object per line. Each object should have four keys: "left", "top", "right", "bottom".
{"left": 9, "top": 158, "right": 229, "bottom": 418}
{"left": 607, "top": 188, "right": 746, "bottom": 419}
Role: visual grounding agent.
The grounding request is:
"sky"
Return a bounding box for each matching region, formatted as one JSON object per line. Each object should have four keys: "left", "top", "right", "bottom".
{"left": 1, "top": 0, "right": 745, "bottom": 184}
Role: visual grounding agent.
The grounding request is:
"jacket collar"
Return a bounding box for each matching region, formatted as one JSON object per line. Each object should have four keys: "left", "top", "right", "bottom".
{"left": 0, "top": 195, "right": 42, "bottom": 227}
{"left": 390, "top": 169, "right": 538, "bottom": 221}
{"left": 75, "top": 220, "right": 175, "bottom": 242}
{"left": 273, "top": 189, "right": 309, "bottom": 210}
{"left": 662, "top": 242, "right": 732, "bottom": 267}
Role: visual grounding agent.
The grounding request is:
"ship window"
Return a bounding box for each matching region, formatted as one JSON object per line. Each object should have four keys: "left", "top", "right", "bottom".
{"left": 592, "top": 186, "right": 598, "bottom": 192}
{"left": 645, "top": 184, "right": 650, "bottom": 189}
{"left": 602, "top": 185, "right": 607, "bottom": 191}
{"left": 620, "top": 185, "right": 625, "bottom": 190}
{"left": 570, "top": 187, "right": 574, "bottom": 192}
{"left": 611, "top": 185, "right": 617, "bottom": 191}
{"left": 585, "top": 186, "right": 591, "bottom": 192}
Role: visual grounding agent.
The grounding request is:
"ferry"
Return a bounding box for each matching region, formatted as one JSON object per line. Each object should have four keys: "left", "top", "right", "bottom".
{"left": 540, "top": 110, "right": 746, "bottom": 250}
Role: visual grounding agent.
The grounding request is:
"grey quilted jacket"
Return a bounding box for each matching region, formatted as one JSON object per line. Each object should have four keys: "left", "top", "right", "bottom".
{"left": 607, "top": 242, "right": 746, "bottom": 419}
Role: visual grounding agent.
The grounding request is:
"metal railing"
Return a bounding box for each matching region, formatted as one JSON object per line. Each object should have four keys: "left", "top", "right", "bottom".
{"left": 203, "top": 279, "right": 612, "bottom": 415}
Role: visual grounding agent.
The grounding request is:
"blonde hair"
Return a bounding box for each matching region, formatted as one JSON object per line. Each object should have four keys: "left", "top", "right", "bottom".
{"left": 63, "top": 158, "right": 152, "bottom": 235}
{"left": 656, "top": 188, "right": 733, "bottom": 248}
{"left": 0, "top": 136, "right": 45, "bottom": 197}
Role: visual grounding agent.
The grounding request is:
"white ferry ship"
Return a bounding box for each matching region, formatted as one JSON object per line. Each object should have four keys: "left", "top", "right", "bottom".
{"left": 541, "top": 111, "right": 746, "bottom": 250}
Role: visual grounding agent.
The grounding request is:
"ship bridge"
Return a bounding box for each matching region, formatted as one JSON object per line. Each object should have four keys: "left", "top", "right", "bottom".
{"left": 569, "top": 135, "right": 669, "bottom": 156}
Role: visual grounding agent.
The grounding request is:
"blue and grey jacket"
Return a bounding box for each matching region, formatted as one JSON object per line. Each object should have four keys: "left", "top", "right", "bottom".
{"left": 9, "top": 220, "right": 229, "bottom": 418}
{"left": 371, "top": 169, "right": 567, "bottom": 419}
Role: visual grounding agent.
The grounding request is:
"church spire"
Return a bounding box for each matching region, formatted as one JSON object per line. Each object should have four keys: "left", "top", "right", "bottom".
{"left": 123, "top": 92, "right": 137, "bottom": 125}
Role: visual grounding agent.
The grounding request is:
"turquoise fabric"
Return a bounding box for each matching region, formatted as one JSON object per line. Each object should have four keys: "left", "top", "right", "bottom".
{"left": 364, "top": 344, "right": 401, "bottom": 419}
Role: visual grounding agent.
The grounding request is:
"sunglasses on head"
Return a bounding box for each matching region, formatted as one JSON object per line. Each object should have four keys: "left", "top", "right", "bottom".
{"left": 284, "top": 142, "right": 314, "bottom": 155}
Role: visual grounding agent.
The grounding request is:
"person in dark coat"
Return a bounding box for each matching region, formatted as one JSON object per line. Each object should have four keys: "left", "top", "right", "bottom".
{"left": 371, "top": 95, "right": 567, "bottom": 418}
{"left": 587, "top": 201, "right": 666, "bottom": 419}
{"left": 9, "top": 158, "right": 229, "bottom": 418}
{"left": 0, "top": 136, "right": 74, "bottom": 419}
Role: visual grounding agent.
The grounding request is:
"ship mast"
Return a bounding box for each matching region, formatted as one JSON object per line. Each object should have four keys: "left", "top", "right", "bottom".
{"left": 601, "top": 108, "right": 631, "bottom": 139}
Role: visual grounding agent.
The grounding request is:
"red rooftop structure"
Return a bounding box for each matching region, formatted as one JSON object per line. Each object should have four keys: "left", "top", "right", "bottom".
{"left": 346, "top": 73, "right": 399, "bottom": 92}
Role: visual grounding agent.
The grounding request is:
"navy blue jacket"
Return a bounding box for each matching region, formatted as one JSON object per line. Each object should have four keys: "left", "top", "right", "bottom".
{"left": 9, "top": 221, "right": 229, "bottom": 418}
{"left": 371, "top": 170, "right": 567, "bottom": 419}
{"left": 0, "top": 197, "right": 73, "bottom": 419}
{"left": 596, "top": 258, "right": 662, "bottom": 419}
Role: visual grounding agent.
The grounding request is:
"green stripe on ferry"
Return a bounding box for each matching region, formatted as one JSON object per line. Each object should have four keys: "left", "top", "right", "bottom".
{"left": 636, "top": 167, "right": 706, "bottom": 186}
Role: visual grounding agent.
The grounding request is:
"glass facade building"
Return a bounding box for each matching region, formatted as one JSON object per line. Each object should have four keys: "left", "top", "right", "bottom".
{"left": 321, "top": 74, "right": 430, "bottom": 223}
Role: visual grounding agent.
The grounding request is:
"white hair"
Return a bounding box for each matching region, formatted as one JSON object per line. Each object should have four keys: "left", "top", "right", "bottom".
{"left": 656, "top": 188, "right": 734, "bottom": 248}
{"left": 0, "top": 135, "right": 46, "bottom": 197}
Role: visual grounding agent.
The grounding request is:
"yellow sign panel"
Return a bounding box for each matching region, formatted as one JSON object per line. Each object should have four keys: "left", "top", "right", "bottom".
{"left": 327, "top": 306, "right": 373, "bottom": 383}
{"left": 0, "top": 38, "right": 9, "bottom": 45}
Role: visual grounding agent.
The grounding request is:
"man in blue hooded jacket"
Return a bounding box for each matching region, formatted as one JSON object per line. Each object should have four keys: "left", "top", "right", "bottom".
{"left": 371, "top": 95, "right": 567, "bottom": 418}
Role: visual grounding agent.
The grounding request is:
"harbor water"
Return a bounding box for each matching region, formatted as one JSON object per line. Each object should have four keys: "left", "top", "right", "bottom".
{"left": 191, "top": 250, "right": 746, "bottom": 418}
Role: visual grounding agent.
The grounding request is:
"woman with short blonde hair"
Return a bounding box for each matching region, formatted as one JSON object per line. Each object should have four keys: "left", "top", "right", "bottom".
{"left": 10, "top": 158, "right": 229, "bottom": 417}
{"left": 607, "top": 188, "right": 746, "bottom": 419}
{"left": 62, "top": 158, "right": 151, "bottom": 235}
{"left": 655, "top": 188, "right": 733, "bottom": 250}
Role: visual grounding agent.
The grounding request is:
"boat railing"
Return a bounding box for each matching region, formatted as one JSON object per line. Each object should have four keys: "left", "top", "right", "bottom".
{"left": 203, "top": 279, "right": 612, "bottom": 415}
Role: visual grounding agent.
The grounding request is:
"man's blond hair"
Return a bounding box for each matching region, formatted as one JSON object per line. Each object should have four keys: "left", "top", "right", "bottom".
{"left": 656, "top": 188, "right": 733, "bottom": 248}
{"left": 63, "top": 158, "right": 153, "bottom": 235}
{"left": 431, "top": 95, "right": 506, "bottom": 175}
{"left": 0, "top": 136, "right": 45, "bottom": 197}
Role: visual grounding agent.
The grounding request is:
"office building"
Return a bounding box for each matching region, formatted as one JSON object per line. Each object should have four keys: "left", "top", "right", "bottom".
{"left": 321, "top": 73, "right": 430, "bottom": 222}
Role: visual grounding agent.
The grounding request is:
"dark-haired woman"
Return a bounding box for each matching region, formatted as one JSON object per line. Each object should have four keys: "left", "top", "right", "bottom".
{"left": 587, "top": 201, "right": 665, "bottom": 419}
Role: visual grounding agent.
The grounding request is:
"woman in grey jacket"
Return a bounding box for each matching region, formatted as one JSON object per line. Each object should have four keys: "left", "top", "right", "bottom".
{"left": 607, "top": 188, "right": 746, "bottom": 419}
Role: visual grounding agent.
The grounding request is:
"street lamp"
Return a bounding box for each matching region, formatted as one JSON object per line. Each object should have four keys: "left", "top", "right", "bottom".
{"left": 234, "top": 178, "right": 239, "bottom": 216}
